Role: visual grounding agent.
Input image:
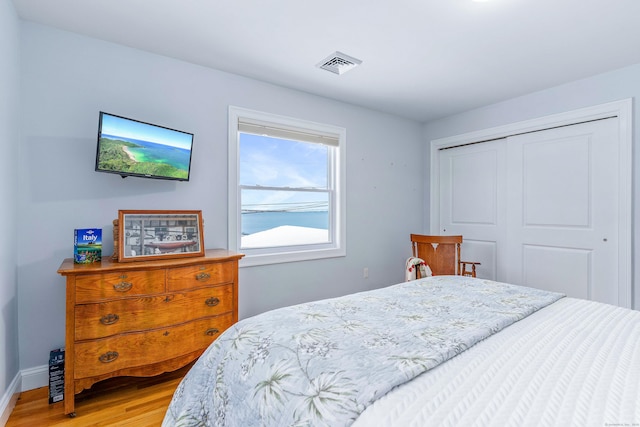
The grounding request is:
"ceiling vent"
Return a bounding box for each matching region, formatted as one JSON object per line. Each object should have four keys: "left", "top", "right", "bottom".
{"left": 316, "top": 51, "right": 362, "bottom": 75}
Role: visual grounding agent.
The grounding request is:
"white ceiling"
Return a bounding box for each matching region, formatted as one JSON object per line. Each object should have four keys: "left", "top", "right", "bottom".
{"left": 11, "top": 0, "right": 640, "bottom": 122}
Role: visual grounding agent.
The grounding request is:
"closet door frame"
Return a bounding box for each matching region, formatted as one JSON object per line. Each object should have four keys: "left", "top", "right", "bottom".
{"left": 429, "top": 99, "right": 632, "bottom": 309}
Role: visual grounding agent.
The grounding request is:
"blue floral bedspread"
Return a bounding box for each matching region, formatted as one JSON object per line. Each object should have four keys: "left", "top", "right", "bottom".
{"left": 163, "top": 276, "right": 563, "bottom": 427}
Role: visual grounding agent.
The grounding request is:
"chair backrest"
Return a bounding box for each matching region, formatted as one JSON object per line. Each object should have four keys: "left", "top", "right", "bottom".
{"left": 410, "top": 234, "right": 462, "bottom": 276}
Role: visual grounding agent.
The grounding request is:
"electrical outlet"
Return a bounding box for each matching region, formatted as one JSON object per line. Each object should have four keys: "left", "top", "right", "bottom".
{"left": 363, "top": 267, "right": 369, "bottom": 279}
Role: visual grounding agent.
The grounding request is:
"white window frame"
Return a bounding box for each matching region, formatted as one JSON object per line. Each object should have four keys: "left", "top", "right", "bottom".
{"left": 228, "top": 106, "right": 346, "bottom": 267}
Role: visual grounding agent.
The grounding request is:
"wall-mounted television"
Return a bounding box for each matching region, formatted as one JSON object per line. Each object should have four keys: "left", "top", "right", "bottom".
{"left": 95, "top": 112, "right": 194, "bottom": 181}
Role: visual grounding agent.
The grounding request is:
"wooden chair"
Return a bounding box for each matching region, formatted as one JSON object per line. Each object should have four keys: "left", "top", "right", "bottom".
{"left": 410, "top": 234, "right": 480, "bottom": 278}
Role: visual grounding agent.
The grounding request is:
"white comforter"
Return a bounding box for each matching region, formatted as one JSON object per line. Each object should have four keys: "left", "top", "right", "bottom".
{"left": 353, "top": 297, "right": 640, "bottom": 427}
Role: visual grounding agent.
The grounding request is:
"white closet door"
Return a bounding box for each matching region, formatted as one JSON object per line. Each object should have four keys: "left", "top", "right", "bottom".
{"left": 439, "top": 118, "right": 620, "bottom": 306}
{"left": 438, "top": 139, "right": 507, "bottom": 281}
{"left": 506, "top": 119, "right": 619, "bottom": 304}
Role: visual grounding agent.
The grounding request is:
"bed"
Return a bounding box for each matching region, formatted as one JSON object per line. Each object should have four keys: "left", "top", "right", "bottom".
{"left": 162, "top": 276, "right": 640, "bottom": 426}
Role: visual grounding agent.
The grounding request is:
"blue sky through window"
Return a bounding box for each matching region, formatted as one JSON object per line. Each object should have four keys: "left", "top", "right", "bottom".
{"left": 240, "top": 133, "right": 329, "bottom": 213}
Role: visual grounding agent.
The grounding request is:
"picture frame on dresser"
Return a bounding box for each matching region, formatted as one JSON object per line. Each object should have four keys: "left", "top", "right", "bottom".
{"left": 118, "top": 209, "right": 205, "bottom": 262}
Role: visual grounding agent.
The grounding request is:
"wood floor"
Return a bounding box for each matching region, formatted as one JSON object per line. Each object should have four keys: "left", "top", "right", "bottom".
{"left": 6, "top": 363, "right": 192, "bottom": 427}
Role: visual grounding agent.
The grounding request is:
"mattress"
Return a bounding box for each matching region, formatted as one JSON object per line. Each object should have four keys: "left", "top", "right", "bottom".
{"left": 353, "top": 297, "right": 640, "bottom": 427}
{"left": 163, "top": 277, "right": 639, "bottom": 426}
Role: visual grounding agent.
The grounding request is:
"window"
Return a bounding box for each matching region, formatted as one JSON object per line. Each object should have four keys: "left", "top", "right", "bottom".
{"left": 228, "top": 107, "right": 346, "bottom": 266}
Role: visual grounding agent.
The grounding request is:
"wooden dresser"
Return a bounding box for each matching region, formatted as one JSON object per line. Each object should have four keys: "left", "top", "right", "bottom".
{"left": 57, "top": 249, "right": 243, "bottom": 417}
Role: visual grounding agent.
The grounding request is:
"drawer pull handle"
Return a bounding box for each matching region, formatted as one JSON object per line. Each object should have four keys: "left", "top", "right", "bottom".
{"left": 196, "top": 273, "right": 211, "bottom": 281}
{"left": 99, "top": 351, "right": 119, "bottom": 363}
{"left": 113, "top": 282, "right": 132, "bottom": 292}
{"left": 205, "top": 297, "right": 220, "bottom": 307}
{"left": 100, "top": 313, "right": 120, "bottom": 325}
{"left": 205, "top": 328, "right": 219, "bottom": 336}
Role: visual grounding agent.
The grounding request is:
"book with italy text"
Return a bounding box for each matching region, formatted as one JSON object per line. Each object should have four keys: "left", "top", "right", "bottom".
{"left": 74, "top": 228, "right": 102, "bottom": 263}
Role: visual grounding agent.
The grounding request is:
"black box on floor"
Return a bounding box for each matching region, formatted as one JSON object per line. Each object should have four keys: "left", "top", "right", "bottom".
{"left": 49, "top": 348, "right": 64, "bottom": 404}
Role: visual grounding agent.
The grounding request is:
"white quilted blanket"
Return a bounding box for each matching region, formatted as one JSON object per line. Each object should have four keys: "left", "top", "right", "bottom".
{"left": 353, "top": 297, "right": 640, "bottom": 427}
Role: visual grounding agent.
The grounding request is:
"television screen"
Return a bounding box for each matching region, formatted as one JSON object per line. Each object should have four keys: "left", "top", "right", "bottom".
{"left": 95, "top": 112, "right": 194, "bottom": 181}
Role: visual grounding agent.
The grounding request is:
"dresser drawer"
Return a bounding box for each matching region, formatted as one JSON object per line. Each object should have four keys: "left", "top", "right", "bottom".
{"left": 74, "top": 313, "right": 234, "bottom": 379}
{"left": 75, "top": 285, "right": 235, "bottom": 340}
{"left": 167, "top": 261, "right": 235, "bottom": 291}
{"left": 75, "top": 270, "right": 166, "bottom": 303}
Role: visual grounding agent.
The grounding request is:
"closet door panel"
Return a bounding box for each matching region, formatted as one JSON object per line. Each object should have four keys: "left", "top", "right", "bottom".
{"left": 506, "top": 118, "right": 619, "bottom": 304}
{"left": 438, "top": 140, "right": 506, "bottom": 280}
{"left": 437, "top": 119, "right": 619, "bottom": 305}
{"left": 522, "top": 245, "right": 591, "bottom": 299}
{"left": 522, "top": 136, "right": 590, "bottom": 227}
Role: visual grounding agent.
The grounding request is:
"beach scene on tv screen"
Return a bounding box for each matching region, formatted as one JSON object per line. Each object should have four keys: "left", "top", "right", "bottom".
{"left": 97, "top": 113, "right": 193, "bottom": 179}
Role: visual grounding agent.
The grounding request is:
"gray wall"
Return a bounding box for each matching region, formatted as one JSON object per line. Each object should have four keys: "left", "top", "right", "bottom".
{"left": 16, "top": 22, "right": 424, "bottom": 373}
{"left": 422, "top": 64, "right": 640, "bottom": 310}
{"left": 0, "top": 0, "right": 21, "bottom": 407}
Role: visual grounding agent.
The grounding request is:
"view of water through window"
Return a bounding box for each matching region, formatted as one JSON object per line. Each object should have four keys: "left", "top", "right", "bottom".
{"left": 239, "top": 132, "right": 330, "bottom": 247}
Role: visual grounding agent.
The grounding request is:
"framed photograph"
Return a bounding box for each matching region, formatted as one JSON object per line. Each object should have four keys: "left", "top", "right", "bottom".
{"left": 117, "top": 210, "right": 205, "bottom": 262}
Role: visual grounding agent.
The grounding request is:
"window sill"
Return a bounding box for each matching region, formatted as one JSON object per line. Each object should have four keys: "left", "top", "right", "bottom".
{"left": 239, "top": 246, "right": 346, "bottom": 267}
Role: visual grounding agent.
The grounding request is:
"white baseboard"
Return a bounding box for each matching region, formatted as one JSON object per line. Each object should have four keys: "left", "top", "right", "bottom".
{"left": 0, "top": 364, "right": 48, "bottom": 426}
{"left": 0, "top": 373, "right": 21, "bottom": 427}
{"left": 20, "top": 364, "right": 48, "bottom": 392}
